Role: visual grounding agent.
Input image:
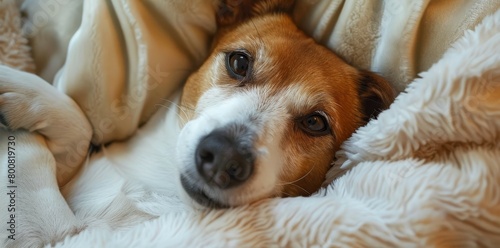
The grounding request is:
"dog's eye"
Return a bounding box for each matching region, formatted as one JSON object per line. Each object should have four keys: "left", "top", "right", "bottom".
{"left": 298, "top": 112, "right": 330, "bottom": 136}
{"left": 226, "top": 51, "right": 251, "bottom": 81}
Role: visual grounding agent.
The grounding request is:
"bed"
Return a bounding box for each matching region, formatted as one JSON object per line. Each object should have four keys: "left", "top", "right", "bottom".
{"left": 1, "top": 0, "right": 500, "bottom": 246}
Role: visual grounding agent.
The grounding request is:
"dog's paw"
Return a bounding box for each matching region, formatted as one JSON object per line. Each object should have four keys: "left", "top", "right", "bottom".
{"left": 0, "top": 66, "right": 92, "bottom": 185}
{"left": 0, "top": 65, "right": 62, "bottom": 132}
{"left": 0, "top": 64, "right": 91, "bottom": 136}
{"left": 0, "top": 91, "right": 50, "bottom": 132}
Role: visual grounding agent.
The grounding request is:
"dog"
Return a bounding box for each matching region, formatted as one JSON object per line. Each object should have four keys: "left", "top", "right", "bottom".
{"left": 177, "top": 0, "right": 394, "bottom": 207}
{"left": 0, "top": 0, "right": 394, "bottom": 246}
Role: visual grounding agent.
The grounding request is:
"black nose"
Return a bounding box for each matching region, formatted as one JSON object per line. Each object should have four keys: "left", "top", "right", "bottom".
{"left": 195, "top": 130, "right": 253, "bottom": 189}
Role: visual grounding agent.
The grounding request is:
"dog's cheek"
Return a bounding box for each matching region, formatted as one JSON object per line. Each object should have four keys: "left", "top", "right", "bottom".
{"left": 180, "top": 83, "right": 203, "bottom": 125}
{"left": 180, "top": 55, "right": 225, "bottom": 119}
{"left": 279, "top": 132, "right": 335, "bottom": 197}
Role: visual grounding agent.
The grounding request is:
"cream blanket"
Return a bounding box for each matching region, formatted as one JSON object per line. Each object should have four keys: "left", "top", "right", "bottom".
{"left": 1, "top": 0, "right": 500, "bottom": 246}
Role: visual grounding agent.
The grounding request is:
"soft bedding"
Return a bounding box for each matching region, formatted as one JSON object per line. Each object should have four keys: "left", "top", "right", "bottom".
{"left": 1, "top": 0, "right": 500, "bottom": 247}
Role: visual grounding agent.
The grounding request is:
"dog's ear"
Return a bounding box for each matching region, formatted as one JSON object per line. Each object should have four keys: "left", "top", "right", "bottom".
{"left": 357, "top": 71, "right": 396, "bottom": 123}
{"left": 216, "top": 0, "right": 295, "bottom": 27}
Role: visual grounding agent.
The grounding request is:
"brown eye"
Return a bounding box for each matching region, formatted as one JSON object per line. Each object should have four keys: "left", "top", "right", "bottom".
{"left": 226, "top": 51, "right": 251, "bottom": 81}
{"left": 298, "top": 112, "right": 331, "bottom": 136}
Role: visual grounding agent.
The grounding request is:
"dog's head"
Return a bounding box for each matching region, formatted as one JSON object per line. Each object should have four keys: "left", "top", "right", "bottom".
{"left": 177, "top": 0, "right": 395, "bottom": 207}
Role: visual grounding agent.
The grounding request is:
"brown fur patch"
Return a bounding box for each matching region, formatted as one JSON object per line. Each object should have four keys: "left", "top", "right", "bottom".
{"left": 217, "top": 0, "right": 294, "bottom": 27}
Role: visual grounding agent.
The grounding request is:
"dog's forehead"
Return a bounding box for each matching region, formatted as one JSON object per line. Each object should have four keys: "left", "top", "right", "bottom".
{"left": 218, "top": 15, "right": 358, "bottom": 92}
{"left": 221, "top": 19, "right": 355, "bottom": 95}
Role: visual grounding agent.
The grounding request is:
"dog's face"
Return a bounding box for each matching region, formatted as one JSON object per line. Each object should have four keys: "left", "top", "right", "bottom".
{"left": 177, "top": 0, "right": 394, "bottom": 208}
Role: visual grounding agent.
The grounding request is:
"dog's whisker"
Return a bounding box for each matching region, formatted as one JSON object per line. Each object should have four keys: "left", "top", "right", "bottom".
{"left": 156, "top": 98, "right": 196, "bottom": 123}
{"left": 277, "top": 164, "right": 316, "bottom": 186}
{"left": 331, "top": 101, "right": 341, "bottom": 109}
{"left": 159, "top": 98, "right": 196, "bottom": 112}
{"left": 278, "top": 191, "right": 293, "bottom": 197}
{"left": 291, "top": 183, "right": 311, "bottom": 195}
{"left": 158, "top": 98, "right": 195, "bottom": 120}
{"left": 176, "top": 113, "right": 188, "bottom": 125}
{"left": 154, "top": 103, "right": 189, "bottom": 124}
{"left": 178, "top": 106, "right": 195, "bottom": 122}
{"left": 250, "top": 18, "right": 265, "bottom": 47}
{"left": 276, "top": 172, "right": 315, "bottom": 195}
{"left": 154, "top": 103, "right": 171, "bottom": 110}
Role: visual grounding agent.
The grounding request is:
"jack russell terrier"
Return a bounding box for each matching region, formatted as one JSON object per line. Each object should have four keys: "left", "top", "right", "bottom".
{"left": 0, "top": 0, "right": 394, "bottom": 246}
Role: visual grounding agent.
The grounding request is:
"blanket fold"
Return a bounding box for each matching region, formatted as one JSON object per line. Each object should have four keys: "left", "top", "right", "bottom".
{"left": 23, "top": 0, "right": 217, "bottom": 144}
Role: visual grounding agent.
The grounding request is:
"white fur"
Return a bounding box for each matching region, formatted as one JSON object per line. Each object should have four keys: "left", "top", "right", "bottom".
{"left": 177, "top": 83, "right": 309, "bottom": 206}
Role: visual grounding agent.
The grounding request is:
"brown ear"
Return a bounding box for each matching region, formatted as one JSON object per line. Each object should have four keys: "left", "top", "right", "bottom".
{"left": 216, "top": 0, "right": 295, "bottom": 27}
{"left": 357, "top": 71, "right": 396, "bottom": 123}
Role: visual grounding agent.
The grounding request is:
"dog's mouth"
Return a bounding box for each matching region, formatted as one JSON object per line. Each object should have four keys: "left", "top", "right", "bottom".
{"left": 180, "top": 175, "right": 228, "bottom": 208}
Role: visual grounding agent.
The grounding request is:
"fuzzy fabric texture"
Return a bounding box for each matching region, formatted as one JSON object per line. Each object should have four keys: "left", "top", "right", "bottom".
{"left": 0, "top": 0, "right": 34, "bottom": 72}
{"left": 1, "top": 0, "right": 500, "bottom": 247}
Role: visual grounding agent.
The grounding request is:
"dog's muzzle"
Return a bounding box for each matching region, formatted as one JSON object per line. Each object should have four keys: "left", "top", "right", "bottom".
{"left": 195, "top": 128, "right": 254, "bottom": 188}
{"left": 180, "top": 124, "right": 256, "bottom": 207}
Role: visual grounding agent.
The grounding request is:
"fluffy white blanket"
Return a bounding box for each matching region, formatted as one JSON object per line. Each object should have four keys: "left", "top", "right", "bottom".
{"left": 1, "top": 0, "right": 500, "bottom": 247}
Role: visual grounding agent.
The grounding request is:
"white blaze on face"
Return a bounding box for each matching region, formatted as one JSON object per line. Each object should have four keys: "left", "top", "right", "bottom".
{"left": 176, "top": 81, "right": 317, "bottom": 206}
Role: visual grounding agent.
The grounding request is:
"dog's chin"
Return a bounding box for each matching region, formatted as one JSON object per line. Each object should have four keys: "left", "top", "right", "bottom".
{"left": 180, "top": 175, "right": 229, "bottom": 209}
